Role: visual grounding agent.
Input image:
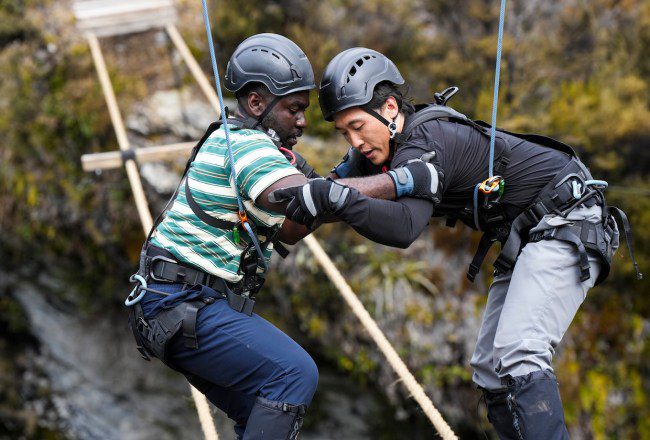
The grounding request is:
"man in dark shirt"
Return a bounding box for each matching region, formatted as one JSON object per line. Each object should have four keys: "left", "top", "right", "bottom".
{"left": 271, "top": 47, "right": 621, "bottom": 439}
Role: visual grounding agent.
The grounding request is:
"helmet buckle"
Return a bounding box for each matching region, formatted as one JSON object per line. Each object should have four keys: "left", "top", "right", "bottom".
{"left": 388, "top": 121, "right": 397, "bottom": 139}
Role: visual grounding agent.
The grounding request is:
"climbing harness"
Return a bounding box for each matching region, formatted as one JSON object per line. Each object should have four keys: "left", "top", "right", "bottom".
{"left": 387, "top": 0, "right": 641, "bottom": 283}
{"left": 125, "top": 2, "right": 292, "bottom": 366}
{"left": 390, "top": 86, "right": 641, "bottom": 283}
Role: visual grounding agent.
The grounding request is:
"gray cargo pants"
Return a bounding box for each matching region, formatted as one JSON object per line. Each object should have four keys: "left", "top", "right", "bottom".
{"left": 470, "top": 204, "right": 617, "bottom": 390}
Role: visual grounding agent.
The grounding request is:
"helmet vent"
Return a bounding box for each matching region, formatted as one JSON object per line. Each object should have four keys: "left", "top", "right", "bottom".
{"left": 345, "top": 65, "right": 358, "bottom": 83}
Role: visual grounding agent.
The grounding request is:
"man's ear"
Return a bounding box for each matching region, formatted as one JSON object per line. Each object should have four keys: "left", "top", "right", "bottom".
{"left": 382, "top": 96, "right": 399, "bottom": 120}
{"left": 247, "top": 92, "right": 267, "bottom": 118}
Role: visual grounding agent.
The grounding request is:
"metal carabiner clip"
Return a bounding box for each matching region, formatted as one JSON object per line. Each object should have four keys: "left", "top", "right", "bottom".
{"left": 479, "top": 175, "right": 503, "bottom": 195}
{"left": 125, "top": 274, "right": 147, "bottom": 306}
{"left": 571, "top": 180, "right": 583, "bottom": 199}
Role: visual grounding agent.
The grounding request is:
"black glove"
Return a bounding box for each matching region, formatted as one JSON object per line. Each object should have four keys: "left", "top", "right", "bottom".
{"left": 387, "top": 152, "right": 441, "bottom": 202}
{"left": 268, "top": 178, "right": 351, "bottom": 229}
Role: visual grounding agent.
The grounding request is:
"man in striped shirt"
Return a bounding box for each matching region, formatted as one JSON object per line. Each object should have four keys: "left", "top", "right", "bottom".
{"left": 131, "top": 34, "right": 323, "bottom": 439}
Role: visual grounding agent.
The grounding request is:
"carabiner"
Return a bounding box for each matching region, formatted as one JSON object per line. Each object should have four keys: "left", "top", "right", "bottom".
{"left": 571, "top": 180, "right": 583, "bottom": 199}
{"left": 479, "top": 176, "right": 503, "bottom": 195}
{"left": 585, "top": 179, "right": 608, "bottom": 190}
{"left": 125, "top": 274, "right": 147, "bottom": 306}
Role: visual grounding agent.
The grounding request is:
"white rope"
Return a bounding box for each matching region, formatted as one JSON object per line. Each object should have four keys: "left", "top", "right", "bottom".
{"left": 87, "top": 21, "right": 454, "bottom": 440}
{"left": 303, "top": 235, "right": 458, "bottom": 440}
{"left": 85, "top": 32, "right": 219, "bottom": 440}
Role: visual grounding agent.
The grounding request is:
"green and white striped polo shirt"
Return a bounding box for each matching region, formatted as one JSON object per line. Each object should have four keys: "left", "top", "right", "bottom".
{"left": 151, "top": 126, "right": 301, "bottom": 282}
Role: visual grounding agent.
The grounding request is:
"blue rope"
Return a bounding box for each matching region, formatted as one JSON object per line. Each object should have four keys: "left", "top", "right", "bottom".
{"left": 473, "top": 0, "right": 507, "bottom": 231}
{"left": 200, "top": 0, "right": 268, "bottom": 271}
{"left": 488, "top": 0, "right": 507, "bottom": 178}
{"left": 200, "top": 0, "right": 244, "bottom": 214}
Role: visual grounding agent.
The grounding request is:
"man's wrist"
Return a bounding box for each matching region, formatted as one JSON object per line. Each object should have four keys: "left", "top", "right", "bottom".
{"left": 388, "top": 168, "right": 415, "bottom": 197}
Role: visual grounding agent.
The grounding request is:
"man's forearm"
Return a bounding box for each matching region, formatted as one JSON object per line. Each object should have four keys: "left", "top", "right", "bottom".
{"left": 338, "top": 174, "right": 397, "bottom": 200}
{"left": 277, "top": 219, "right": 312, "bottom": 245}
{"left": 335, "top": 191, "right": 433, "bottom": 248}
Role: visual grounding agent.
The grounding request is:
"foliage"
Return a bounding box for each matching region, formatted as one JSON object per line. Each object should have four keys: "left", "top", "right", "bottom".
{"left": 0, "top": 0, "right": 648, "bottom": 438}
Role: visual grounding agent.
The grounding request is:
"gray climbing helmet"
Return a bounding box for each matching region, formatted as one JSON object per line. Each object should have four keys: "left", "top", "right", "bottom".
{"left": 225, "top": 33, "right": 316, "bottom": 96}
{"left": 319, "top": 47, "right": 404, "bottom": 121}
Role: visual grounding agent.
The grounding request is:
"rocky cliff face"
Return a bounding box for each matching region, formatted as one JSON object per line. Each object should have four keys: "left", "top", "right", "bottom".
{"left": 1, "top": 85, "right": 489, "bottom": 438}
{"left": 2, "top": 1, "right": 648, "bottom": 438}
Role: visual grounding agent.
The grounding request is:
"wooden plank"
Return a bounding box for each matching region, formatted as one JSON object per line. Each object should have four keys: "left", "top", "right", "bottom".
{"left": 76, "top": 10, "right": 176, "bottom": 28}
{"left": 78, "top": 14, "right": 177, "bottom": 37}
{"left": 73, "top": 0, "right": 177, "bottom": 37}
{"left": 73, "top": 0, "right": 175, "bottom": 19}
{"left": 81, "top": 141, "right": 195, "bottom": 172}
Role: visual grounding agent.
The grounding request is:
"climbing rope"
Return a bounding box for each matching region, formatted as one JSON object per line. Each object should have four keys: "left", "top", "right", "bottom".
{"left": 200, "top": 0, "right": 268, "bottom": 270}
{"left": 472, "top": 0, "right": 507, "bottom": 231}
{"left": 488, "top": 0, "right": 507, "bottom": 177}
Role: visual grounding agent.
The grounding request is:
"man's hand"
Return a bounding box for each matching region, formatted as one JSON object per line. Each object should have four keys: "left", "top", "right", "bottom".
{"left": 331, "top": 147, "right": 363, "bottom": 178}
{"left": 387, "top": 152, "right": 441, "bottom": 202}
{"left": 268, "top": 179, "right": 351, "bottom": 229}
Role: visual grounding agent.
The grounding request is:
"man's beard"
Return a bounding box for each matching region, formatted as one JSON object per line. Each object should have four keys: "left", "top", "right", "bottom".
{"left": 262, "top": 111, "right": 302, "bottom": 148}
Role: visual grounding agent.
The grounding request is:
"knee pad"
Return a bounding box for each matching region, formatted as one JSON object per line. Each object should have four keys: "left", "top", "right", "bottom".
{"left": 483, "top": 370, "right": 569, "bottom": 440}
{"left": 243, "top": 396, "right": 307, "bottom": 440}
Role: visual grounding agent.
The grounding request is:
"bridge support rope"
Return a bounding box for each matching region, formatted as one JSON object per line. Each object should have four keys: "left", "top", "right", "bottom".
{"left": 86, "top": 31, "right": 220, "bottom": 440}
{"left": 304, "top": 236, "right": 458, "bottom": 439}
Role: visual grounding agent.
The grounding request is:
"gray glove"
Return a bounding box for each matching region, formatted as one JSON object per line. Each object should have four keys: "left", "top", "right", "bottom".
{"left": 268, "top": 178, "right": 351, "bottom": 229}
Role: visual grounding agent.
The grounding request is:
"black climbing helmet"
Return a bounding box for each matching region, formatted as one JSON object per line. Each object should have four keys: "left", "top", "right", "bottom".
{"left": 319, "top": 47, "right": 404, "bottom": 121}
{"left": 225, "top": 33, "right": 316, "bottom": 96}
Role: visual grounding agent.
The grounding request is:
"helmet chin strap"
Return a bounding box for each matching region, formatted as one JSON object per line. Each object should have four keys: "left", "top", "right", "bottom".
{"left": 361, "top": 105, "right": 399, "bottom": 161}
{"left": 256, "top": 95, "right": 282, "bottom": 127}
{"left": 240, "top": 95, "right": 288, "bottom": 146}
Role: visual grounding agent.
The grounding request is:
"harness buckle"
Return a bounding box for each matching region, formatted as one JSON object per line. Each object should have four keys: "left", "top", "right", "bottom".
{"left": 149, "top": 255, "right": 178, "bottom": 282}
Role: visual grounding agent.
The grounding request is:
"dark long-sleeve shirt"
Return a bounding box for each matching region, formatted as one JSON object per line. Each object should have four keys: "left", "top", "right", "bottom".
{"left": 337, "top": 118, "right": 571, "bottom": 247}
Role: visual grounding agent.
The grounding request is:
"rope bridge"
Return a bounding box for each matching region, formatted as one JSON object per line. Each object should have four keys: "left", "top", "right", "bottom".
{"left": 69, "top": 1, "right": 516, "bottom": 438}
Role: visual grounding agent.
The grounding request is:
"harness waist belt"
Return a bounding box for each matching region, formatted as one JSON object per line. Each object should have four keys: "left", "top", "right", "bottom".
{"left": 467, "top": 157, "right": 601, "bottom": 282}
{"left": 145, "top": 245, "right": 258, "bottom": 315}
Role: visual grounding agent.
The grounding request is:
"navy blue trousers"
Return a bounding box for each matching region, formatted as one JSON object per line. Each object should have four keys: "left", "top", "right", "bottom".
{"left": 140, "top": 283, "right": 319, "bottom": 437}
